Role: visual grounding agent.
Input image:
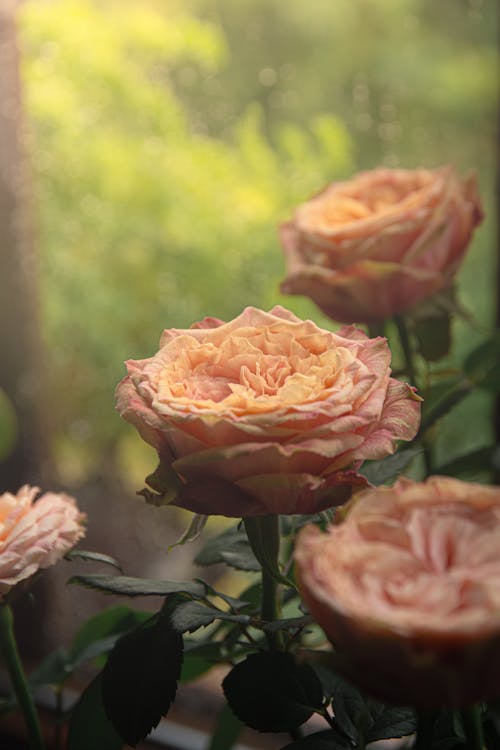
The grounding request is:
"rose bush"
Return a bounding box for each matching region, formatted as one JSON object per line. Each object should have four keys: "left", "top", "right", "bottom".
{"left": 0, "top": 485, "right": 86, "bottom": 599}
{"left": 116, "top": 306, "right": 420, "bottom": 517}
{"left": 280, "top": 166, "right": 483, "bottom": 322}
{"left": 295, "top": 476, "right": 500, "bottom": 706}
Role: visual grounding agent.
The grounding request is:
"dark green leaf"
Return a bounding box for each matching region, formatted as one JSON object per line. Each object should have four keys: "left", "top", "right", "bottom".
{"left": 208, "top": 703, "right": 243, "bottom": 750}
{"left": 236, "top": 582, "right": 262, "bottom": 614}
{"left": 65, "top": 550, "right": 123, "bottom": 572}
{"left": 263, "top": 615, "right": 313, "bottom": 634}
{"left": 360, "top": 446, "right": 422, "bottom": 486}
{"left": 367, "top": 704, "right": 415, "bottom": 742}
{"left": 195, "top": 525, "right": 260, "bottom": 571}
{"left": 102, "top": 612, "right": 183, "bottom": 746}
{"left": 180, "top": 642, "right": 221, "bottom": 683}
{"left": 170, "top": 600, "right": 250, "bottom": 633}
{"left": 464, "top": 333, "right": 500, "bottom": 392}
{"left": 282, "top": 729, "right": 351, "bottom": 750}
{"left": 281, "top": 510, "right": 336, "bottom": 535}
{"left": 312, "top": 666, "right": 376, "bottom": 744}
{"left": 70, "top": 606, "right": 150, "bottom": 664}
{"left": 67, "top": 673, "right": 123, "bottom": 750}
{"left": 222, "top": 651, "right": 324, "bottom": 733}
{"left": 198, "top": 579, "right": 249, "bottom": 611}
{"left": 69, "top": 574, "right": 205, "bottom": 598}
{"left": 244, "top": 516, "right": 293, "bottom": 587}
{"left": 412, "top": 311, "right": 451, "bottom": 362}
{"left": 420, "top": 377, "right": 473, "bottom": 435}
{"left": 168, "top": 513, "right": 208, "bottom": 550}
{"left": 434, "top": 445, "right": 497, "bottom": 479}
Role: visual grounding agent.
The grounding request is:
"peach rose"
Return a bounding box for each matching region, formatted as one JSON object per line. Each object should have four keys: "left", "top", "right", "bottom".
{"left": 115, "top": 306, "right": 420, "bottom": 517}
{"left": 280, "top": 166, "right": 483, "bottom": 322}
{"left": 0, "top": 485, "right": 86, "bottom": 599}
{"left": 295, "top": 476, "right": 500, "bottom": 706}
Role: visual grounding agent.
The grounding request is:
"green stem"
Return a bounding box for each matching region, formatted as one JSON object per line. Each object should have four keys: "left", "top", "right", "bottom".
{"left": 394, "top": 314, "right": 433, "bottom": 475}
{"left": 244, "top": 515, "right": 282, "bottom": 649}
{"left": 460, "top": 705, "right": 484, "bottom": 750}
{"left": 0, "top": 604, "right": 45, "bottom": 750}
{"left": 394, "top": 314, "right": 417, "bottom": 386}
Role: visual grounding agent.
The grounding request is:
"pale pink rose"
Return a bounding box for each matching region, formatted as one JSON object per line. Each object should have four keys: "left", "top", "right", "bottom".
{"left": 295, "top": 476, "right": 500, "bottom": 706}
{"left": 280, "top": 166, "right": 483, "bottom": 322}
{"left": 0, "top": 485, "right": 86, "bottom": 599}
{"left": 115, "top": 306, "right": 420, "bottom": 517}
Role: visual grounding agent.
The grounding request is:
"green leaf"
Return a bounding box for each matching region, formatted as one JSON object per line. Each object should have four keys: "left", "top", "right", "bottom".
{"left": 170, "top": 600, "right": 250, "bottom": 634}
{"left": 67, "top": 673, "right": 123, "bottom": 750}
{"left": 195, "top": 524, "right": 260, "bottom": 571}
{"left": 222, "top": 651, "right": 324, "bottom": 733}
{"left": 367, "top": 704, "right": 415, "bottom": 742}
{"left": 263, "top": 615, "right": 313, "bottom": 634}
{"left": 168, "top": 513, "right": 208, "bottom": 551}
{"left": 282, "top": 730, "right": 351, "bottom": 749}
{"left": 29, "top": 648, "right": 72, "bottom": 688}
{"left": 280, "top": 510, "right": 336, "bottom": 535}
{"left": 180, "top": 642, "right": 221, "bottom": 683}
{"left": 311, "top": 666, "right": 415, "bottom": 745}
{"left": 69, "top": 574, "right": 205, "bottom": 598}
{"left": 208, "top": 703, "right": 243, "bottom": 750}
{"left": 102, "top": 611, "right": 183, "bottom": 746}
{"left": 198, "top": 579, "right": 250, "bottom": 611}
{"left": 312, "top": 666, "right": 365, "bottom": 741}
{"left": 434, "top": 445, "right": 498, "bottom": 479}
{"left": 70, "top": 606, "right": 150, "bottom": 664}
{"left": 464, "top": 333, "right": 500, "bottom": 392}
{"left": 360, "top": 446, "right": 422, "bottom": 486}
{"left": 244, "top": 515, "right": 293, "bottom": 587}
{"left": 65, "top": 550, "right": 124, "bottom": 571}
{"left": 419, "top": 377, "right": 473, "bottom": 435}
{"left": 412, "top": 309, "right": 452, "bottom": 362}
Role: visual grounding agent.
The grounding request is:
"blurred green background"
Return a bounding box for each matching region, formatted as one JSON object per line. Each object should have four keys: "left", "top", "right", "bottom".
{"left": 14, "top": 0, "right": 498, "bottom": 488}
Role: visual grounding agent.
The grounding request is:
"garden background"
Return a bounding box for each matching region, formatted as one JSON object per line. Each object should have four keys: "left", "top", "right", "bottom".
{"left": 0, "top": 0, "right": 498, "bottom": 702}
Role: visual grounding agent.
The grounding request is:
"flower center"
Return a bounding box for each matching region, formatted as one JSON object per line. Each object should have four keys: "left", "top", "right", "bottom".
{"left": 153, "top": 325, "right": 361, "bottom": 415}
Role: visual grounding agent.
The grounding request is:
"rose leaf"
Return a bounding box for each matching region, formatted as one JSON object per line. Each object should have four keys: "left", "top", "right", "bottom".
{"left": 222, "top": 652, "right": 324, "bottom": 733}
{"left": 102, "top": 611, "right": 183, "bottom": 746}
{"left": 67, "top": 672, "right": 123, "bottom": 750}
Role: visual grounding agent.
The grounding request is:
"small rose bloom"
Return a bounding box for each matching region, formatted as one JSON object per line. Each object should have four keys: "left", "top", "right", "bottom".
{"left": 295, "top": 476, "right": 500, "bottom": 707}
{"left": 0, "top": 485, "right": 86, "bottom": 600}
{"left": 115, "top": 306, "right": 420, "bottom": 517}
{"left": 280, "top": 166, "right": 483, "bottom": 322}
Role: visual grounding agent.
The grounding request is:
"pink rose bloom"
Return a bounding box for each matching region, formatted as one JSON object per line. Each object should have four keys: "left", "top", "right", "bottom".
{"left": 115, "top": 306, "right": 420, "bottom": 517}
{"left": 280, "top": 166, "right": 483, "bottom": 323}
{"left": 0, "top": 485, "right": 86, "bottom": 599}
{"left": 295, "top": 476, "right": 500, "bottom": 706}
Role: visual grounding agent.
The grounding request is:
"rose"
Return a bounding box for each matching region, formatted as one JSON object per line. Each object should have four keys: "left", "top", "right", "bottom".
{"left": 280, "top": 166, "right": 483, "bottom": 323}
{"left": 115, "top": 306, "right": 420, "bottom": 517}
{"left": 0, "top": 485, "right": 86, "bottom": 600}
{"left": 295, "top": 476, "right": 500, "bottom": 707}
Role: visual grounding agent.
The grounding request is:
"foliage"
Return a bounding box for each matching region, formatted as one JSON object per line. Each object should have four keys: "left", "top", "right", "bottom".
{"left": 18, "top": 0, "right": 496, "bottom": 478}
